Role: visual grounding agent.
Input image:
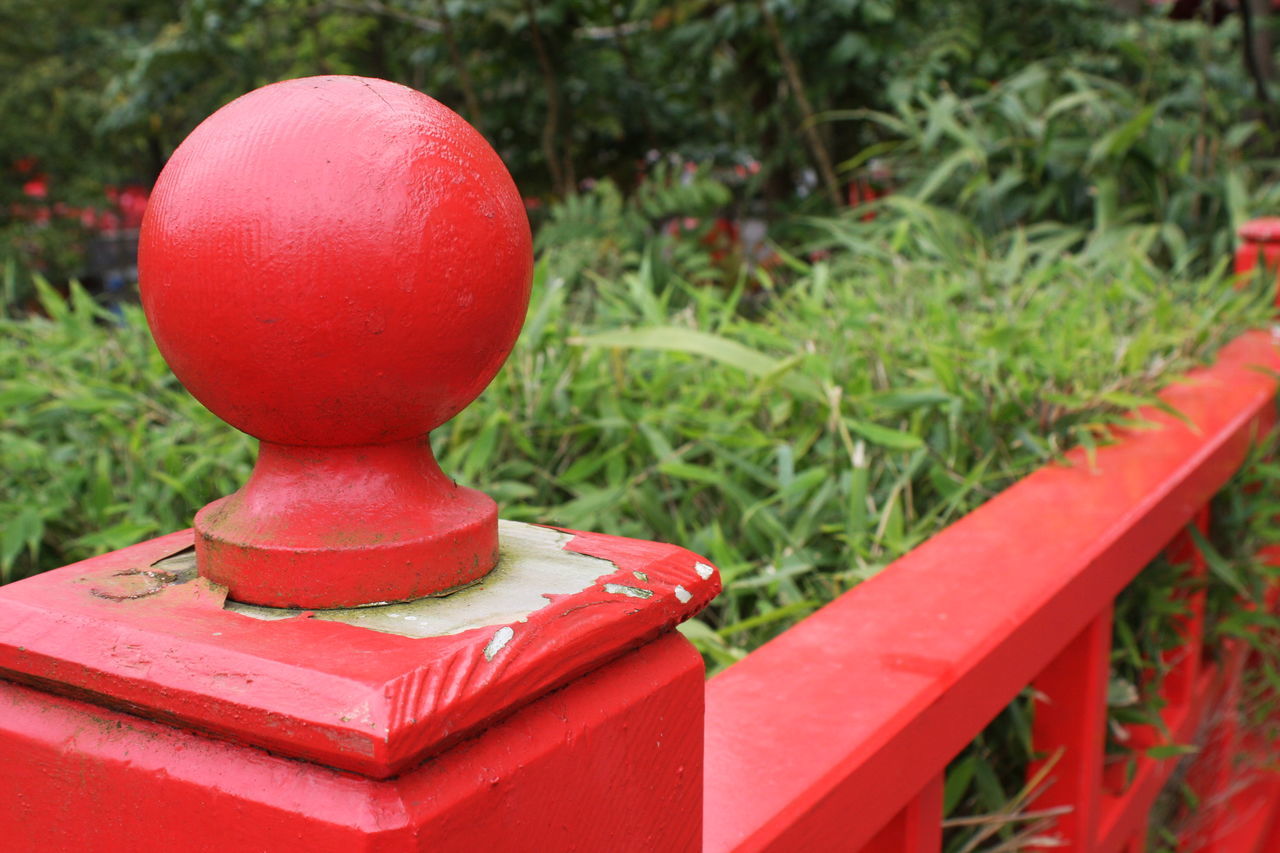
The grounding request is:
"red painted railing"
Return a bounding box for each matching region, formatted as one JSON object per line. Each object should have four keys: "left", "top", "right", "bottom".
{"left": 703, "top": 230, "right": 1280, "bottom": 852}
{"left": 2, "top": 77, "right": 1280, "bottom": 852}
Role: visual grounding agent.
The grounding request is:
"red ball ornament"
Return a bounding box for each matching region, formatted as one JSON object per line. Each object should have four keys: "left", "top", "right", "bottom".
{"left": 140, "top": 76, "right": 533, "bottom": 608}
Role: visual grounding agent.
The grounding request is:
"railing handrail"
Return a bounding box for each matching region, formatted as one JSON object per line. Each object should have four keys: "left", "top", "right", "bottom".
{"left": 704, "top": 330, "right": 1280, "bottom": 852}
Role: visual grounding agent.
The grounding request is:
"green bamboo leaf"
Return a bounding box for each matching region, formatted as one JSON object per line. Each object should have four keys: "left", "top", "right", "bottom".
{"left": 569, "top": 326, "right": 781, "bottom": 377}
{"left": 1146, "top": 743, "right": 1198, "bottom": 760}
{"left": 717, "top": 600, "right": 819, "bottom": 636}
{"left": 916, "top": 148, "right": 982, "bottom": 203}
{"left": 658, "top": 461, "right": 723, "bottom": 485}
{"left": 1099, "top": 391, "right": 1153, "bottom": 410}
{"left": 0, "top": 384, "right": 48, "bottom": 408}
{"left": 943, "top": 754, "right": 978, "bottom": 817}
{"left": 865, "top": 389, "right": 955, "bottom": 411}
{"left": 845, "top": 418, "right": 923, "bottom": 450}
{"left": 1188, "top": 525, "right": 1247, "bottom": 597}
{"left": 1, "top": 508, "right": 42, "bottom": 572}
{"left": 1088, "top": 104, "right": 1156, "bottom": 166}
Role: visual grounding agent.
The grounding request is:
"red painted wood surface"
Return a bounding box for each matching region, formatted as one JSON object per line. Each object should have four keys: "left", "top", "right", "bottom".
{"left": 0, "top": 76, "right": 724, "bottom": 853}
{"left": 1029, "top": 608, "right": 1112, "bottom": 848}
{"left": 1236, "top": 217, "right": 1280, "bottom": 304}
{"left": 1181, "top": 734, "right": 1280, "bottom": 849}
{"left": 860, "top": 775, "right": 943, "bottom": 853}
{"left": 9, "top": 74, "right": 1280, "bottom": 851}
{"left": 703, "top": 331, "right": 1280, "bottom": 852}
{"left": 139, "top": 76, "right": 534, "bottom": 608}
{"left": 0, "top": 631, "right": 705, "bottom": 853}
{"left": 0, "top": 524, "right": 718, "bottom": 778}
{"left": 1093, "top": 660, "right": 1224, "bottom": 852}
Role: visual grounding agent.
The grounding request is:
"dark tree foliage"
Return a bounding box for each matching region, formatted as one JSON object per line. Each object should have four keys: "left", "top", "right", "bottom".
{"left": 0, "top": 0, "right": 1269, "bottom": 293}
{"left": 0, "top": 0, "right": 1119, "bottom": 200}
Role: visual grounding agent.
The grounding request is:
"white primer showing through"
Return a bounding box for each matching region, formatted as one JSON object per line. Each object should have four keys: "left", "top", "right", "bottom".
{"left": 484, "top": 626, "right": 515, "bottom": 661}
{"left": 694, "top": 561, "right": 714, "bottom": 580}
{"left": 226, "top": 521, "right": 618, "bottom": 639}
{"left": 603, "top": 583, "right": 653, "bottom": 599}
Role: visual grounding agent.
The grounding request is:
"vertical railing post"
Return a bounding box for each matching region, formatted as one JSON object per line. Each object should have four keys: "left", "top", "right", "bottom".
{"left": 1157, "top": 511, "right": 1209, "bottom": 718}
{"left": 0, "top": 76, "right": 720, "bottom": 852}
{"left": 1236, "top": 217, "right": 1280, "bottom": 305}
{"left": 860, "top": 774, "right": 944, "bottom": 853}
{"left": 1028, "top": 608, "right": 1113, "bottom": 851}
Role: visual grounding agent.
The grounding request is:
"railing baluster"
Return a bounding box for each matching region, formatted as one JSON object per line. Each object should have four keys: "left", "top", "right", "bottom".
{"left": 860, "top": 774, "right": 944, "bottom": 853}
{"left": 1159, "top": 509, "right": 1210, "bottom": 719}
{"left": 1029, "top": 608, "right": 1113, "bottom": 850}
{"left": 1181, "top": 634, "right": 1249, "bottom": 849}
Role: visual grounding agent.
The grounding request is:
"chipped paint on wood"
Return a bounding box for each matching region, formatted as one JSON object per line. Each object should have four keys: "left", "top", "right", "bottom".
{"left": 603, "top": 584, "right": 654, "bottom": 599}
{"left": 88, "top": 566, "right": 194, "bottom": 601}
{"left": 226, "top": 521, "right": 615, "bottom": 638}
{"left": 674, "top": 585, "right": 693, "bottom": 604}
{"left": 695, "top": 562, "right": 715, "bottom": 580}
{"left": 483, "top": 626, "right": 515, "bottom": 661}
{"left": 0, "top": 633, "right": 707, "bottom": 852}
{"left": 0, "top": 518, "right": 722, "bottom": 778}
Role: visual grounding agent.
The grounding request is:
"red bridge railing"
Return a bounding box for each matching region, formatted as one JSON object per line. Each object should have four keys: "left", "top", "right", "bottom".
{"left": 706, "top": 328, "right": 1280, "bottom": 852}
{"left": 1, "top": 77, "right": 1279, "bottom": 852}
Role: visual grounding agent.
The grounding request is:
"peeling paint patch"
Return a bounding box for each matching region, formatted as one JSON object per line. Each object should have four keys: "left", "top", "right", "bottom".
{"left": 603, "top": 583, "right": 653, "bottom": 599}
{"left": 632, "top": 571, "right": 649, "bottom": 582}
{"left": 674, "top": 585, "right": 693, "bottom": 604}
{"left": 227, "top": 521, "right": 617, "bottom": 639}
{"left": 484, "top": 626, "right": 514, "bottom": 661}
{"left": 88, "top": 568, "right": 190, "bottom": 602}
{"left": 694, "top": 561, "right": 714, "bottom": 580}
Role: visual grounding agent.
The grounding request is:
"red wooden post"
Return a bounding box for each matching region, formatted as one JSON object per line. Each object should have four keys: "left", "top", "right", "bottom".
{"left": 860, "top": 774, "right": 944, "bottom": 852}
{"left": 1236, "top": 217, "right": 1280, "bottom": 304}
{"left": 0, "top": 76, "right": 720, "bottom": 851}
{"left": 1029, "top": 608, "right": 1113, "bottom": 850}
{"left": 1158, "top": 512, "right": 1209, "bottom": 718}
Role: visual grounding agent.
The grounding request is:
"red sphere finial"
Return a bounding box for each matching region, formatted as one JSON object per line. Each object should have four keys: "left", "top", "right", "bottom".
{"left": 139, "top": 76, "right": 533, "bottom": 608}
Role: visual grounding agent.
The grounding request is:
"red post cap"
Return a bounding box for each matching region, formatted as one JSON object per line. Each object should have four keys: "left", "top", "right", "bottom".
{"left": 1239, "top": 217, "right": 1280, "bottom": 245}
{"left": 139, "top": 76, "right": 533, "bottom": 608}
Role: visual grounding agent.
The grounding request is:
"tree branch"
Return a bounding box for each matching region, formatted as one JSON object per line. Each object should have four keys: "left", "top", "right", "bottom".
{"left": 1240, "top": 0, "right": 1272, "bottom": 105}
{"left": 522, "top": 0, "right": 569, "bottom": 196}
{"left": 434, "top": 0, "right": 484, "bottom": 135}
{"left": 757, "top": 0, "right": 842, "bottom": 207}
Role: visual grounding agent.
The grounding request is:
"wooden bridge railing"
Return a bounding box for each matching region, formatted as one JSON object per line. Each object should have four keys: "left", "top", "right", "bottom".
{"left": 2, "top": 77, "right": 1280, "bottom": 852}
{"left": 706, "top": 329, "right": 1280, "bottom": 852}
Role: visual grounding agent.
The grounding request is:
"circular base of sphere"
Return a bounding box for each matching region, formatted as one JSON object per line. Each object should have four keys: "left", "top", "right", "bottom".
{"left": 195, "top": 491, "right": 499, "bottom": 610}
